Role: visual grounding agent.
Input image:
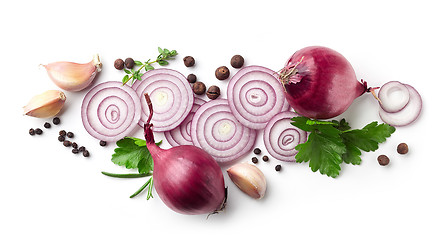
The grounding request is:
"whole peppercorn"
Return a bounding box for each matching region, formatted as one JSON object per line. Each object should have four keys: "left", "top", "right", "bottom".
{"left": 44, "top": 122, "right": 51, "bottom": 129}
{"left": 230, "top": 55, "right": 244, "bottom": 68}
{"left": 29, "top": 128, "right": 35, "bottom": 136}
{"left": 193, "top": 82, "right": 206, "bottom": 95}
{"left": 72, "top": 148, "right": 79, "bottom": 154}
{"left": 114, "top": 58, "right": 125, "bottom": 70}
{"left": 58, "top": 135, "right": 65, "bottom": 142}
{"left": 187, "top": 73, "right": 197, "bottom": 83}
{"left": 253, "top": 148, "right": 261, "bottom": 155}
{"left": 125, "top": 58, "right": 135, "bottom": 69}
{"left": 275, "top": 164, "right": 282, "bottom": 171}
{"left": 63, "top": 140, "right": 72, "bottom": 147}
{"left": 378, "top": 155, "right": 390, "bottom": 166}
{"left": 35, "top": 128, "right": 43, "bottom": 135}
{"left": 252, "top": 157, "right": 259, "bottom": 164}
{"left": 72, "top": 142, "right": 78, "bottom": 149}
{"left": 215, "top": 66, "right": 230, "bottom": 80}
{"left": 397, "top": 143, "right": 409, "bottom": 154}
{"left": 183, "top": 56, "right": 195, "bottom": 67}
{"left": 99, "top": 140, "right": 107, "bottom": 147}
{"left": 78, "top": 146, "right": 86, "bottom": 152}
{"left": 52, "top": 117, "right": 60, "bottom": 125}
{"left": 83, "top": 150, "right": 90, "bottom": 157}
{"left": 262, "top": 155, "right": 269, "bottom": 162}
{"left": 67, "top": 132, "right": 74, "bottom": 138}
{"left": 206, "top": 85, "right": 221, "bottom": 100}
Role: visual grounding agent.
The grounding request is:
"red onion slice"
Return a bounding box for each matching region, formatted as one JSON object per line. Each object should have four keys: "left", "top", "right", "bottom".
{"left": 227, "top": 65, "right": 289, "bottom": 130}
{"left": 191, "top": 99, "right": 257, "bottom": 164}
{"left": 133, "top": 68, "right": 194, "bottom": 132}
{"left": 379, "top": 84, "right": 422, "bottom": 126}
{"left": 81, "top": 81, "right": 141, "bottom": 142}
{"left": 378, "top": 81, "right": 410, "bottom": 113}
{"left": 164, "top": 98, "right": 206, "bottom": 146}
{"left": 263, "top": 111, "right": 308, "bottom": 162}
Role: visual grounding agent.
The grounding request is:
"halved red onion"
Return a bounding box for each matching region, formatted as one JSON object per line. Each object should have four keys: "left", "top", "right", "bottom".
{"left": 81, "top": 81, "right": 141, "bottom": 142}
{"left": 164, "top": 98, "right": 206, "bottom": 146}
{"left": 191, "top": 99, "right": 257, "bottom": 164}
{"left": 227, "top": 65, "right": 289, "bottom": 130}
{"left": 379, "top": 84, "right": 422, "bottom": 126}
{"left": 378, "top": 81, "right": 410, "bottom": 113}
{"left": 132, "top": 68, "right": 194, "bottom": 132}
{"left": 263, "top": 111, "right": 307, "bottom": 162}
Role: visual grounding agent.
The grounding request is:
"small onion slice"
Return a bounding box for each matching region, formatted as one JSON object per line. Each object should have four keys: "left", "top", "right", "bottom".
{"left": 227, "top": 65, "right": 289, "bottom": 130}
{"left": 164, "top": 98, "right": 206, "bottom": 146}
{"left": 81, "top": 81, "right": 141, "bottom": 142}
{"left": 263, "top": 111, "right": 307, "bottom": 162}
{"left": 379, "top": 84, "right": 422, "bottom": 127}
{"left": 133, "top": 68, "right": 194, "bottom": 132}
{"left": 191, "top": 99, "right": 257, "bottom": 164}
{"left": 378, "top": 81, "right": 410, "bottom": 113}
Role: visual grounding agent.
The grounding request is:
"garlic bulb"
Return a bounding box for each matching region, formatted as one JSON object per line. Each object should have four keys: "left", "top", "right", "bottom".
{"left": 43, "top": 54, "right": 102, "bottom": 91}
{"left": 23, "top": 90, "right": 66, "bottom": 118}
{"left": 227, "top": 162, "right": 267, "bottom": 199}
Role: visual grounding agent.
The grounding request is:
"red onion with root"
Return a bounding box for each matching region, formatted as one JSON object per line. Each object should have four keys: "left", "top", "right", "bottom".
{"left": 143, "top": 93, "right": 226, "bottom": 215}
{"left": 279, "top": 46, "right": 377, "bottom": 119}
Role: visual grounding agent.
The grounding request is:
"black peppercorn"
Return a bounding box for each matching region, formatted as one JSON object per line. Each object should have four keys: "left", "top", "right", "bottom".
{"left": 215, "top": 66, "right": 230, "bottom": 80}
{"left": 183, "top": 56, "right": 195, "bottom": 67}
{"left": 262, "top": 155, "right": 269, "bottom": 162}
{"left": 99, "top": 140, "right": 107, "bottom": 147}
{"left": 114, "top": 58, "right": 125, "bottom": 70}
{"left": 59, "top": 130, "right": 66, "bottom": 136}
{"left": 29, "top": 128, "right": 35, "bottom": 136}
{"left": 187, "top": 74, "right": 197, "bottom": 83}
{"left": 397, "top": 143, "right": 409, "bottom": 154}
{"left": 44, "top": 122, "right": 51, "bottom": 129}
{"left": 67, "top": 132, "right": 74, "bottom": 138}
{"left": 72, "top": 148, "right": 79, "bottom": 154}
{"left": 52, "top": 117, "right": 60, "bottom": 125}
{"left": 275, "top": 164, "right": 282, "bottom": 171}
{"left": 253, "top": 148, "right": 261, "bottom": 155}
{"left": 252, "top": 157, "right": 259, "bottom": 164}
{"left": 83, "top": 150, "right": 90, "bottom": 157}
{"left": 230, "top": 55, "right": 244, "bottom": 68}
{"left": 35, "top": 128, "right": 43, "bottom": 135}
{"left": 58, "top": 135, "right": 65, "bottom": 142}
{"left": 125, "top": 58, "right": 135, "bottom": 69}
{"left": 378, "top": 155, "right": 390, "bottom": 166}
{"left": 193, "top": 82, "right": 206, "bottom": 95}
{"left": 63, "top": 140, "right": 72, "bottom": 147}
{"left": 206, "top": 85, "right": 221, "bottom": 100}
{"left": 78, "top": 146, "right": 86, "bottom": 152}
{"left": 72, "top": 142, "right": 78, "bottom": 149}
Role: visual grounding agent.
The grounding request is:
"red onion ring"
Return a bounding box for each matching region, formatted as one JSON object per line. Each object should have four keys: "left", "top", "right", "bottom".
{"left": 164, "top": 98, "right": 206, "bottom": 146}
{"left": 227, "top": 65, "right": 289, "bottom": 129}
{"left": 263, "top": 111, "right": 308, "bottom": 162}
{"left": 81, "top": 81, "right": 141, "bottom": 142}
{"left": 132, "top": 68, "right": 194, "bottom": 132}
{"left": 379, "top": 84, "right": 422, "bottom": 127}
{"left": 378, "top": 81, "right": 410, "bottom": 113}
{"left": 191, "top": 99, "right": 257, "bottom": 164}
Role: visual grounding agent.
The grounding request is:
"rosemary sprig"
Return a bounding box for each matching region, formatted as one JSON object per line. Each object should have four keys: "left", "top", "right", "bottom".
{"left": 122, "top": 47, "right": 178, "bottom": 85}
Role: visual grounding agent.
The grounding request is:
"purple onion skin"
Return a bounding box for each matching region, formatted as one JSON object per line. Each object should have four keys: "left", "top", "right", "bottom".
{"left": 281, "top": 46, "right": 367, "bottom": 119}
{"left": 143, "top": 95, "right": 226, "bottom": 215}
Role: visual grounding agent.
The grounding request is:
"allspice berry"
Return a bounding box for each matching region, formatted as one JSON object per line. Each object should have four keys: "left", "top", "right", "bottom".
{"left": 230, "top": 55, "right": 244, "bottom": 68}
{"left": 114, "top": 59, "right": 125, "bottom": 70}
{"left": 397, "top": 143, "right": 409, "bottom": 154}
{"left": 187, "top": 73, "right": 197, "bottom": 83}
{"left": 377, "top": 155, "right": 390, "bottom": 166}
{"left": 125, "top": 58, "right": 135, "bottom": 69}
{"left": 183, "top": 56, "right": 195, "bottom": 67}
{"left": 215, "top": 66, "right": 230, "bottom": 80}
{"left": 193, "top": 82, "right": 206, "bottom": 95}
{"left": 206, "top": 85, "right": 220, "bottom": 100}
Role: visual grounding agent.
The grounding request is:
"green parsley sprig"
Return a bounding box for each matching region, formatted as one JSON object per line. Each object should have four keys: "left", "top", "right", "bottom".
{"left": 101, "top": 137, "right": 161, "bottom": 199}
{"left": 291, "top": 117, "right": 395, "bottom": 178}
{"left": 122, "top": 47, "right": 178, "bottom": 85}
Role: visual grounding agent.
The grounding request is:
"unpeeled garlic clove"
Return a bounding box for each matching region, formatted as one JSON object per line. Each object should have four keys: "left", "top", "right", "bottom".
{"left": 23, "top": 90, "right": 66, "bottom": 118}
{"left": 43, "top": 54, "right": 102, "bottom": 91}
{"left": 227, "top": 162, "right": 267, "bottom": 199}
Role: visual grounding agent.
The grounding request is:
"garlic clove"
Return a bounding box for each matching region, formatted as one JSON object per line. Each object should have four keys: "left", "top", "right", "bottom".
{"left": 43, "top": 54, "right": 102, "bottom": 92}
{"left": 227, "top": 162, "right": 267, "bottom": 199}
{"left": 23, "top": 90, "right": 66, "bottom": 118}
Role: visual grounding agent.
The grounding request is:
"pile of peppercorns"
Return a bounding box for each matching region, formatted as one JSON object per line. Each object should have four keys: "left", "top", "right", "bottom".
{"left": 377, "top": 142, "right": 409, "bottom": 166}
{"left": 186, "top": 54, "right": 245, "bottom": 100}
{"left": 250, "top": 147, "right": 282, "bottom": 172}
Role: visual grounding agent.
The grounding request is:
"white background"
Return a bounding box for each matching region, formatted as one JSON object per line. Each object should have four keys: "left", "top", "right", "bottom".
{"left": 1, "top": 0, "right": 445, "bottom": 239}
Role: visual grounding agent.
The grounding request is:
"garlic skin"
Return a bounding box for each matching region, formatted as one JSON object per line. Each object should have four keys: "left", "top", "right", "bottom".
{"left": 227, "top": 162, "right": 267, "bottom": 199}
{"left": 23, "top": 90, "right": 66, "bottom": 118}
{"left": 44, "top": 54, "right": 102, "bottom": 91}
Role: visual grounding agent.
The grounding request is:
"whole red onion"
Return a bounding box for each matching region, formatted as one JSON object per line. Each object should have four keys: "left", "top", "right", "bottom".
{"left": 280, "top": 46, "right": 369, "bottom": 119}
{"left": 143, "top": 93, "right": 226, "bottom": 215}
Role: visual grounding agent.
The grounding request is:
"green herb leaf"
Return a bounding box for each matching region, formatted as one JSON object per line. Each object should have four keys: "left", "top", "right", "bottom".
{"left": 145, "top": 64, "right": 154, "bottom": 71}
{"left": 111, "top": 137, "right": 160, "bottom": 174}
{"left": 158, "top": 60, "right": 168, "bottom": 66}
{"left": 134, "top": 61, "right": 143, "bottom": 66}
{"left": 122, "top": 75, "right": 129, "bottom": 84}
{"left": 124, "top": 69, "right": 131, "bottom": 74}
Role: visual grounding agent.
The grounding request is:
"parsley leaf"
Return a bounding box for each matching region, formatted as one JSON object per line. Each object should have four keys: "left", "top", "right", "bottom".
{"left": 111, "top": 137, "right": 160, "bottom": 174}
